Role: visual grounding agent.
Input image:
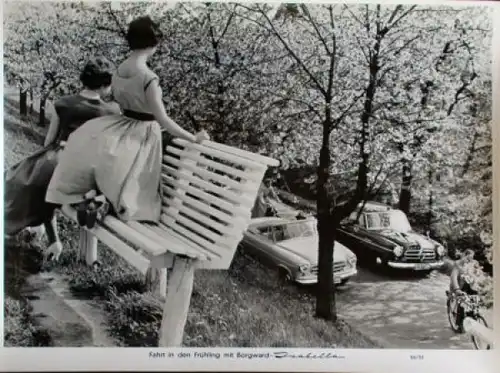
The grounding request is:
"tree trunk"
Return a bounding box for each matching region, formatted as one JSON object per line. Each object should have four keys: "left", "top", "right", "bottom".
{"left": 316, "top": 212, "right": 337, "bottom": 321}
{"left": 427, "top": 167, "right": 434, "bottom": 233}
{"left": 207, "top": 11, "right": 227, "bottom": 143}
{"left": 38, "top": 96, "right": 47, "bottom": 127}
{"left": 315, "top": 109, "right": 336, "bottom": 321}
{"left": 19, "top": 86, "right": 28, "bottom": 117}
{"left": 29, "top": 88, "right": 34, "bottom": 114}
{"left": 399, "top": 161, "right": 412, "bottom": 214}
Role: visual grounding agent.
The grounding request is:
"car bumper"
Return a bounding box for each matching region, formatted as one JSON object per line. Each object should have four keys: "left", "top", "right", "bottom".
{"left": 387, "top": 260, "right": 444, "bottom": 270}
{"left": 295, "top": 267, "right": 357, "bottom": 285}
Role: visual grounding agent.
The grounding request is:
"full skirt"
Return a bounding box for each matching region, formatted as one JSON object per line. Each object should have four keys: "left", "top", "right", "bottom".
{"left": 4, "top": 143, "right": 62, "bottom": 235}
{"left": 45, "top": 115, "right": 163, "bottom": 223}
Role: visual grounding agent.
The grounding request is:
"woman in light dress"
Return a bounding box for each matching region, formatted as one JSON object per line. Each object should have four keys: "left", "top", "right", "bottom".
{"left": 46, "top": 16, "right": 209, "bottom": 237}
{"left": 4, "top": 57, "right": 120, "bottom": 261}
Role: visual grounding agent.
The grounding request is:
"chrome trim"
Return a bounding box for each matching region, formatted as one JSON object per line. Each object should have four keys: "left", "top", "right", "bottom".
{"left": 295, "top": 267, "right": 357, "bottom": 285}
{"left": 387, "top": 261, "right": 444, "bottom": 269}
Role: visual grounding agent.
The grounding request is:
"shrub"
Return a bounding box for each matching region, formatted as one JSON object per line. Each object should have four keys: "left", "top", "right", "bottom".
{"left": 104, "top": 290, "right": 163, "bottom": 347}
{"left": 4, "top": 296, "right": 52, "bottom": 347}
{"left": 461, "top": 260, "right": 493, "bottom": 309}
{"left": 68, "top": 265, "right": 147, "bottom": 297}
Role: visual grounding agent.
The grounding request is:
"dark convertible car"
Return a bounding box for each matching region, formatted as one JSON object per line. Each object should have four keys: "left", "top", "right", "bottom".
{"left": 336, "top": 201, "right": 446, "bottom": 272}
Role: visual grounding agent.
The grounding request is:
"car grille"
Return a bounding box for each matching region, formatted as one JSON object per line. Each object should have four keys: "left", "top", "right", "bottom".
{"left": 403, "top": 245, "right": 436, "bottom": 262}
{"left": 310, "top": 262, "right": 345, "bottom": 274}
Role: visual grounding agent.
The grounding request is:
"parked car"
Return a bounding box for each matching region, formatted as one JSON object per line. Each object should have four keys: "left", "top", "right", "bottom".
{"left": 336, "top": 201, "right": 446, "bottom": 272}
{"left": 240, "top": 216, "right": 358, "bottom": 286}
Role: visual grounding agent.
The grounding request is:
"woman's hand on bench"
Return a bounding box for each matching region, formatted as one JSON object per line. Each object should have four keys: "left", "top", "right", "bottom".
{"left": 44, "top": 241, "right": 63, "bottom": 262}
{"left": 194, "top": 130, "right": 210, "bottom": 143}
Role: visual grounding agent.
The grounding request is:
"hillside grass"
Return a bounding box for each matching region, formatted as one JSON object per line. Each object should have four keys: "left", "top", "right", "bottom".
{"left": 3, "top": 92, "right": 379, "bottom": 348}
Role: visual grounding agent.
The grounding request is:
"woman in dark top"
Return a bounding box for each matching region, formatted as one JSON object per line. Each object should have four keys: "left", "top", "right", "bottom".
{"left": 4, "top": 57, "right": 120, "bottom": 261}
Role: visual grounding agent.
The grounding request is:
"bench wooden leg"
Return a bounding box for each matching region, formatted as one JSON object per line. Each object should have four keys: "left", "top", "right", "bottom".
{"left": 158, "top": 256, "right": 195, "bottom": 347}
{"left": 145, "top": 266, "right": 167, "bottom": 298}
{"left": 78, "top": 228, "right": 98, "bottom": 266}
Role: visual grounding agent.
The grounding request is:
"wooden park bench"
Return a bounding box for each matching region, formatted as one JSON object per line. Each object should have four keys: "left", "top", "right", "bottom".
{"left": 60, "top": 138, "right": 279, "bottom": 347}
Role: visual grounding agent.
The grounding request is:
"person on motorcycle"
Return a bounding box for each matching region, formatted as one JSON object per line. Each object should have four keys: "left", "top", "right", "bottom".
{"left": 449, "top": 249, "right": 477, "bottom": 329}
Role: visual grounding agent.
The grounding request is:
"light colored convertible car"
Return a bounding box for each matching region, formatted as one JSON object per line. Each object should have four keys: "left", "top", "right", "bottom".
{"left": 240, "top": 216, "right": 358, "bottom": 286}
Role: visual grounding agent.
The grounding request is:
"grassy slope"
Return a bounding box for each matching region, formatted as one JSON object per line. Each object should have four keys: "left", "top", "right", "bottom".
{"left": 3, "top": 94, "right": 379, "bottom": 348}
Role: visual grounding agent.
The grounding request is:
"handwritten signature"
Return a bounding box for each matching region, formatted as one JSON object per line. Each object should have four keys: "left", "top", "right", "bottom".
{"left": 273, "top": 351, "right": 345, "bottom": 359}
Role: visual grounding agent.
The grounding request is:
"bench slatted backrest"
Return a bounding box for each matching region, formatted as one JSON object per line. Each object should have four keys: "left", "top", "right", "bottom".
{"left": 161, "top": 138, "right": 278, "bottom": 269}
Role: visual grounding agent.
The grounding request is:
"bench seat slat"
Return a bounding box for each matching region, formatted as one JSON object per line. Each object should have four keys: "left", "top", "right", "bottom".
{"left": 171, "top": 141, "right": 263, "bottom": 171}
{"left": 160, "top": 214, "right": 228, "bottom": 258}
{"left": 146, "top": 224, "right": 219, "bottom": 261}
{"left": 163, "top": 155, "right": 255, "bottom": 193}
{"left": 95, "top": 225, "right": 151, "bottom": 275}
{"left": 161, "top": 203, "right": 235, "bottom": 237}
{"left": 160, "top": 210, "right": 230, "bottom": 248}
{"left": 127, "top": 222, "right": 209, "bottom": 261}
{"left": 162, "top": 185, "right": 248, "bottom": 228}
{"left": 160, "top": 169, "right": 254, "bottom": 208}
{"left": 60, "top": 205, "right": 150, "bottom": 274}
{"left": 161, "top": 183, "right": 249, "bottom": 218}
{"left": 165, "top": 146, "right": 262, "bottom": 184}
{"left": 173, "top": 138, "right": 279, "bottom": 169}
{"left": 103, "top": 216, "right": 201, "bottom": 259}
{"left": 195, "top": 140, "right": 281, "bottom": 167}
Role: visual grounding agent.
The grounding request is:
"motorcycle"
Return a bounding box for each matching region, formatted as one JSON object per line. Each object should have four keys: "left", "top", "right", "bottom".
{"left": 446, "top": 290, "right": 490, "bottom": 350}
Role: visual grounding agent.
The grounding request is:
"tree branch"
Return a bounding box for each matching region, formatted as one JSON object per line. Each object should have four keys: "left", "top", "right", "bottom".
{"left": 247, "top": 5, "right": 327, "bottom": 97}
{"left": 106, "top": 3, "right": 127, "bottom": 38}
{"left": 300, "top": 4, "right": 331, "bottom": 55}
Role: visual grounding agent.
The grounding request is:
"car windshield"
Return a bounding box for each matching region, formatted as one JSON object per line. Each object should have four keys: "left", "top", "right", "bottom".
{"left": 364, "top": 210, "right": 412, "bottom": 233}
{"left": 259, "top": 220, "right": 317, "bottom": 242}
{"left": 281, "top": 220, "right": 316, "bottom": 240}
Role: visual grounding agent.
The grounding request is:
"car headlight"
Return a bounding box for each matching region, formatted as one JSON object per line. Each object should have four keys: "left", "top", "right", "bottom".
{"left": 298, "top": 264, "right": 311, "bottom": 274}
{"left": 347, "top": 255, "right": 357, "bottom": 267}
{"left": 393, "top": 245, "right": 404, "bottom": 257}
{"left": 436, "top": 244, "right": 445, "bottom": 256}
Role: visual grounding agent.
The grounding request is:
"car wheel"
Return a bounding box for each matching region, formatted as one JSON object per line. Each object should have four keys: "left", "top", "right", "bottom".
{"left": 338, "top": 278, "right": 350, "bottom": 286}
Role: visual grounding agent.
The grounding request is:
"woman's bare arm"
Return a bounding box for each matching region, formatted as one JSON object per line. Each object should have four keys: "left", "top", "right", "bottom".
{"left": 450, "top": 265, "right": 460, "bottom": 291}
{"left": 145, "top": 79, "right": 197, "bottom": 142}
{"left": 44, "top": 106, "right": 60, "bottom": 146}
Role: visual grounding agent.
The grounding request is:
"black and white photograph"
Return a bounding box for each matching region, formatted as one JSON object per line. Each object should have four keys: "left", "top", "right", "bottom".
{"left": 1, "top": 0, "right": 497, "bottom": 370}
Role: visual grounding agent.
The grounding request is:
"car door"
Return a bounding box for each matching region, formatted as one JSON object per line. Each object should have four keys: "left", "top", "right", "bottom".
{"left": 337, "top": 212, "right": 366, "bottom": 253}
{"left": 242, "top": 225, "right": 279, "bottom": 267}
{"left": 351, "top": 213, "right": 392, "bottom": 260}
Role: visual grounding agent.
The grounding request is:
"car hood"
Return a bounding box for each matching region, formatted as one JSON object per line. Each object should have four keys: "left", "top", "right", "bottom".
{"left": 372, "top": 229, "right": 436, "bottom": 249}
{"left": 276, "top": 236, "right": 354, "bottom": 265}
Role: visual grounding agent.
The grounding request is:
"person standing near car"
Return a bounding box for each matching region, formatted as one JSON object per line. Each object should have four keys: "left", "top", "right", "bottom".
{"left": 251, "top": 178, "right": 281, "bottom": 218}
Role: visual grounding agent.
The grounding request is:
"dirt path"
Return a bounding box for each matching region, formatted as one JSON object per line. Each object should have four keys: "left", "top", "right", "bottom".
{"left": 336, "top": 266, "right": 490, "bottom": 349}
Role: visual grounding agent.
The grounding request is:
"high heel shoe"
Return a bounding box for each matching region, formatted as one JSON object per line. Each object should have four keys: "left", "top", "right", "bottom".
{"left": 86, "top": 195, "right": 110, "bottom": 229}
{"left": 75, "top": 190, "right": 98, "bottom": 227}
